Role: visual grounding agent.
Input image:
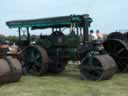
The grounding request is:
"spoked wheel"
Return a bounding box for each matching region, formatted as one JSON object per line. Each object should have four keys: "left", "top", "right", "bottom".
{"left": 103, "top": 39, "right": 128, "bottom": 72}
{"left": 23, "top": 45, "right": 48, "bottom": 75}
{"left": 80, "top": 54, "right": 117, "bottom": 80}
{"left": 107, "top": 32, "right": 123, "bottom": 40}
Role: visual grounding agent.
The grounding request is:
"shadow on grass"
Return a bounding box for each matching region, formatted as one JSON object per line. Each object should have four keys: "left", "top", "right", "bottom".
{"left": 44, "top": 71, "right": 81, "bottom": 80}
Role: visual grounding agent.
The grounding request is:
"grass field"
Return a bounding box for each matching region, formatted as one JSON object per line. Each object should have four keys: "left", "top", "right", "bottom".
{"left": 0, "top": 64, "right": 128, "bottom": 96}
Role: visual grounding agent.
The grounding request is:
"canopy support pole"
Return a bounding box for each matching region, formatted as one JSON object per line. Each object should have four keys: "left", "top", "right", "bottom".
{"left": 26, "top": 27, "right": 30, "bottom": 41}
{"left": 18, "top": 27, "right": 21, "bottom": 41}
{"left": 83, "top": 16, "right": 89, "bottom": 43}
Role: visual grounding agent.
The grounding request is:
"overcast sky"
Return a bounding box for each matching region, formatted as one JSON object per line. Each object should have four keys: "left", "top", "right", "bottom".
{"left": 0, "top": 0, "right": 128, "bottom": 35}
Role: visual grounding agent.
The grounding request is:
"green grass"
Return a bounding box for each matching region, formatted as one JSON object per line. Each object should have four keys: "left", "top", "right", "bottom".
{"left": 0, "top": 66, "right": 128, "bottom": 96}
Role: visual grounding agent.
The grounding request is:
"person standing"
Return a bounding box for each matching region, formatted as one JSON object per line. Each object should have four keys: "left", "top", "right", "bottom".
{"left": 96, "top": 30, "right": 104, "bottom": 40}
{"left": 90, "top": 30, "right": 98, "bottom": 40}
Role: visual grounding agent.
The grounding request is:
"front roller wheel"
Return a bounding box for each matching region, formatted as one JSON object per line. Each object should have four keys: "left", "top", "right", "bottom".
{"left": 23, "top": 45, "right": 48, "bottom": 75}
{"left": 0, "top": 56, "right": 22, "bottom": 84}
{"left": 80, "top": 54, "right": 117, "bottom": 80}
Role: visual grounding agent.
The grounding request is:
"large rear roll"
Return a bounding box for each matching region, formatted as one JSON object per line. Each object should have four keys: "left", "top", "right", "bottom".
{"left": 22, "top": 45, "right": 48, "bottom": 75}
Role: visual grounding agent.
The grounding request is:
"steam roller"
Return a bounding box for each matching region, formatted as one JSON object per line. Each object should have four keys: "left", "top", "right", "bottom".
{"left": 0, "top": 56, "right": 22, "bottom": 84}
{"left": 103, "top": 32, "right": 128, "bottom": 72}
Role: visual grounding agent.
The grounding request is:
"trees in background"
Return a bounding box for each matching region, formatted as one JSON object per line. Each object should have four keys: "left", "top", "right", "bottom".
{"left": 0, "top": 34, "right": 18, "bottom": 43}
{"left": 0, "top": 33, "right": 108, "bottom": 44}
{"left": 6, "top": 36, "right": 18, "bottom": 42}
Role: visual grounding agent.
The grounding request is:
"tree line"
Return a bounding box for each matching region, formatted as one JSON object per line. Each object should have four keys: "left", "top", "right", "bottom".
{"left": 0, "top": 35, "right": 18, "bottom": 42}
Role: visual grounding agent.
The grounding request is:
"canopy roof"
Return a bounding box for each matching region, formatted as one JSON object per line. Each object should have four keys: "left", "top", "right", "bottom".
{"left": 6, "top": 14, "right": 92, "bottom": 29}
